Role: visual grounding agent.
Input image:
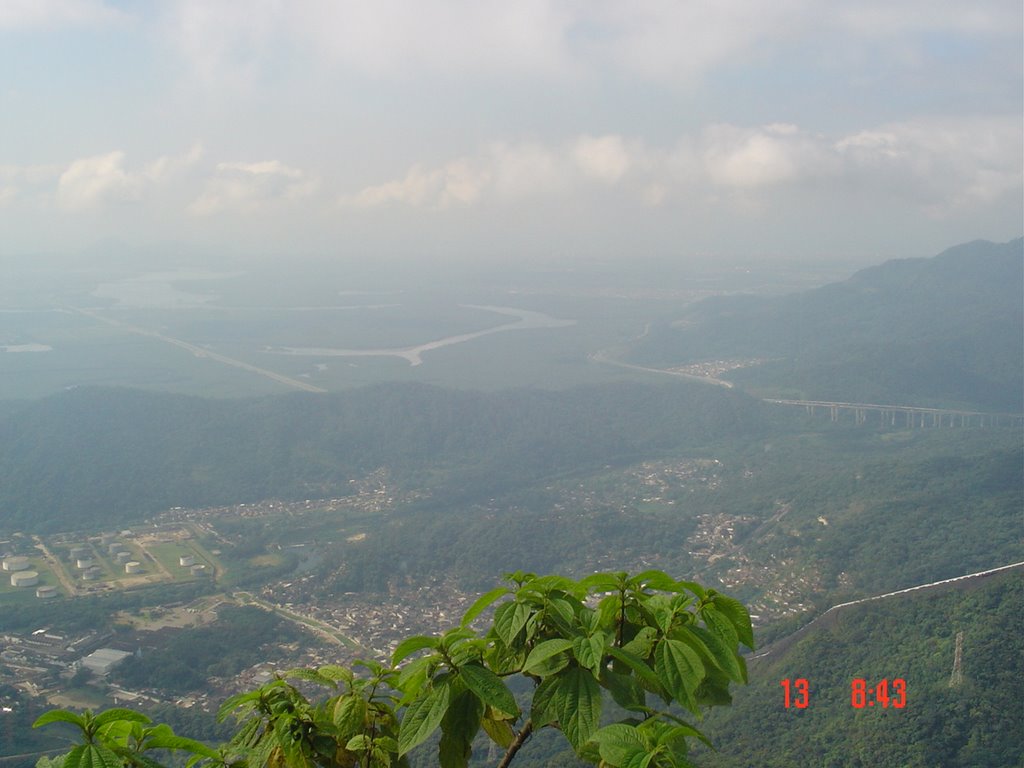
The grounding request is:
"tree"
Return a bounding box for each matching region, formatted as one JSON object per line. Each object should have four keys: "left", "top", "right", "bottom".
{"left": 35, "top": 569, "right": 754, "bottom": 768}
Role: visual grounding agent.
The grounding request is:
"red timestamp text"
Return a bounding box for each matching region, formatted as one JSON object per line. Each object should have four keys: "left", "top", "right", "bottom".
{"left": 851, "top": 678, "right": 906, "bottom": 708}
{"left": 780, "top": 678, "right": 809, "bottom": 708}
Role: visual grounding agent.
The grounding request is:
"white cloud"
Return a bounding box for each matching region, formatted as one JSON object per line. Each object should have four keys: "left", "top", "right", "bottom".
{"left": 587, "top": 0, "right": 808, "bottom": 83}
{"left": 341, "top": 159, "right": 490, "bottom": 210}
{"left": 152, "top": 0, "right": 1022, "bottom": 94}
{"left": 836, "top": 116, "right": 1023, "bottom": 216}
{"left": 486, "top": 141, "right": 567, "bottom": 199}
{"left": 0, "top": 0, "right": 122, "bottom": 29}
{"left": 702, "top": 124, "right": 833, "bottom": 189}
{"left": 144, "top": 143, "right": 203, "bottom": 183}
{"left": 57, "top": 151, "right": 140, "bottom": 210}
{"left": 162, "top": 0, "right": 576, "bottom": 87}
{"left": 189, "top": 160, "right": 318, "bottom": 215}
{"left": 572, "top": 135, "right": 632, "bottom": 183}
{"left": 834, "top": 2, "right": 1020, "bottom": 37}
{"left": 54, "top": 147, "right": 202, "bottom": 211}
{"left": 337, "top": 117, "right": 1021, "bottom": 221}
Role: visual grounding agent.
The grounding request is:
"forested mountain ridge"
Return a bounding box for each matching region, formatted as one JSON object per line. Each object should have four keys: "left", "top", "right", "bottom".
{"left": 698, "top": 569, "right": 1023, "bottom": 768}
{"left": 0, "top": 381, "right": 768, "bottom": 533}
{"left": 627, "top": 238, "right": 1024, "bottom": 411}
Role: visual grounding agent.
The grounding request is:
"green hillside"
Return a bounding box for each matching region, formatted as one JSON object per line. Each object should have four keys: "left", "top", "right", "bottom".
{"left": 0, "top": 381, "right": 769, "bottom": 533}
{"left": 627, "top": 238, "right": 1023, "bottom": 411}
{"left": 698, "top": 570, "right": 1023, "bottom": 768}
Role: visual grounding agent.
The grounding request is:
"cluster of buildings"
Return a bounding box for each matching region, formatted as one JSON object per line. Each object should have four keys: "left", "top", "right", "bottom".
{"left": 0, "top": 628, "right": 122, "bottom": 699}
{"left": 667, "top": 357, "right": 763, "bottom": 380}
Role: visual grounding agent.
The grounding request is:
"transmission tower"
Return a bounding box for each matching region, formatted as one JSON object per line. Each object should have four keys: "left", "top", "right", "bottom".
{"left": 949, "top": 630, "right": 964, "bottom": 687}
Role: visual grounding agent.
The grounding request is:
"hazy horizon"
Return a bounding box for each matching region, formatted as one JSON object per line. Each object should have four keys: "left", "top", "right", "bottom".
{"left": 0, "top": 1, "right": 1021, "bottom": 273}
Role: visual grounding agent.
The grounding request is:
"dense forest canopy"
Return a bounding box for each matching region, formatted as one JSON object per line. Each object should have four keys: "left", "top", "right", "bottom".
{"left": 0, "top": 381, "right": 768, "bottom": 533}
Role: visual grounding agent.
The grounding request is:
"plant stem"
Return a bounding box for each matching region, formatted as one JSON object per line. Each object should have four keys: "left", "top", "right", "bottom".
{"left": 496, "top": 719, "right": 533, "bottom": 768}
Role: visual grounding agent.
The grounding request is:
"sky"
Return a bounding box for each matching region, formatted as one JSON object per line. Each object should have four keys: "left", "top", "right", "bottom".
{"left": 0, "top": 0, "right": 1021, "bottom": 269}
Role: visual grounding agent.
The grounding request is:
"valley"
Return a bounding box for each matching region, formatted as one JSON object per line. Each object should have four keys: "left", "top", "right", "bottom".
{"left": 0, "top": 239, "right": 1020, "bottom": 767}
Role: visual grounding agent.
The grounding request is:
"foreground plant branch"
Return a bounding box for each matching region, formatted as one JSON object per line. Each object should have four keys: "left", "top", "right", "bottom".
{"left": 496, "top": 718, "right": 533, "bottom": 768}
{"left": 35, "top": 569, "right": 754, "bottom": 768}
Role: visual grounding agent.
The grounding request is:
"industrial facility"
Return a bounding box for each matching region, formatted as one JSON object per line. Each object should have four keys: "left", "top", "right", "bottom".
{"left": 80, "top": 648, "right": 133, "bottom": 676}
{"left": 11, "top": 570, "right": 39, "bottom": 587}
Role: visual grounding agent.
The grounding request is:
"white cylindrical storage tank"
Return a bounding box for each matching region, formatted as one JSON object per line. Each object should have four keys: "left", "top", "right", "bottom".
{"left": 190, "top": 564, "right": 207, "bottom": 576}
{"left": 70, "top": 546, "right": 89, "bottom": 560}
{"left": 2, "top": 556, "right": 30, "bottom": 572}
{"left": 36, "top": 585, "right": 58, "bottom": 599}
{"left": 116, "top": 551, "right": 132, "bottom": 564}
{"left": 108, "top": 543, "right": 124, "bottom": 555}
{"left": 179, "top": 555, "right": 196, "bottom": 567}
{"left": 76, "top": 558, "right": 94, "bottom": 570}
{"left": 125, "top": 561, "right": 143, "bottom": 574}
{"left": 11, "top": 570, "right": 39, "bottom": 587}
{"left": 82, "top": 567, "right": 102, "bottom": 581}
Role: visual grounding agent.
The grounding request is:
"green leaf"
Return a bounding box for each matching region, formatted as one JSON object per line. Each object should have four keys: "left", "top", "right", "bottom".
{"left": 709, "top": 595, "right": 755, "bottom": 649}
{"left": 545, "top": 598, "right": 578, "bottom": 635}
{"left": 492, "top": 602, "right": 531, "bottom": 647}
{"left": 143, "top": 733, "right": 220, "bottom": 758}
{"left": 392, "top": 635, "right": 438, "bottom": 665}
{"left": 622, "top": 626, "right": 658, "bottom": 659}
{"left": 481, "top": 716, "right": 514, "bottom": 748}
{"left": 645, "top": 595, "right": 674, "bottom": 633}
{"left": 674, "top": 581, "right": 706, "bottom": 600}
{"left": 578, "top": 573, "right": 622, "bottom": 593}
{"left": 596, "top": 594, "right": 624, "bottom": 630}
{"left": 654, "top": 720, "right": 714, "bottom": 751}
{"left": 217, "top": 689, "right": 263, "bottom": 722}
{"left": 701, "top": 606, "right": 739, "bottom": 649}
{"left": 591, "top": 724, "right": 650, "bottom": 768}
{"left": 438, "top": 730, "right": 470, "bottom": 768}
{"left": 316, "top": 664, "right": 353, "bottom": 683}
{"left": 345, "top": 734, "right": 371, "bottom": 752}
{"left": 230, "top": 717, "right": 261, "bottom": 749}
{"left": 655, "top": 639, "right": 704, "bottom": 711}
{"left": 682, "top": 626, "right": 744, "bottom": 684}
{"left": 93, "top": 708, "right": 152, "bottom": 729}
{"left": 460, "top": 586, "right": 510, "bottom": 627}
{"left": 572, "top": 634, "right": 607, "bottom": 677}
{"left": 124, "top": 754, "right": 165, "bottom": 768}
{"left": 65, "top": 744, "right": 122, "bottom": 768}
{"left": 525, "top": 574, "right": 580, "bottom": 596}
{"left": 622, "top": 752, "right": 656, "bottom": 768}
{"left": 333, "top": 694, "right": 367, "bottom": 736}
{"left": 282, "top": 668, "right": 337, "bottom": 689}
{"left": 33, "top": 710, "right": 86, "bottom": 730}
{"left": 458, "top": 664, "right": 519, "bottom": 718}
{"left": 601, "top": 668, "right": 647, "bottom": 712}
{"left": 398, "top": 682, "right": 451, "bottom": 756}
{"left": 530, "top": 675, "right": 561, "bottom": 726}
{"left": 607, "top": 647, "right": 668, "bottom": 701}
{"left": 552, "top": 667, "right": 602, "bottom": 752}
{"left": 630, "top": 570, "right": 680, "bottom": 592}
{"left": 396, "top": 655, "right": 434, "bottom": 699}
{"left": 439, "top": 627, "right": 477, "bottom": 651}
{"left": 522, "top": 638, "right": 574, "bottom": 675}
{"left": 438, "top": 690, "right": 482, "bottom": 768}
